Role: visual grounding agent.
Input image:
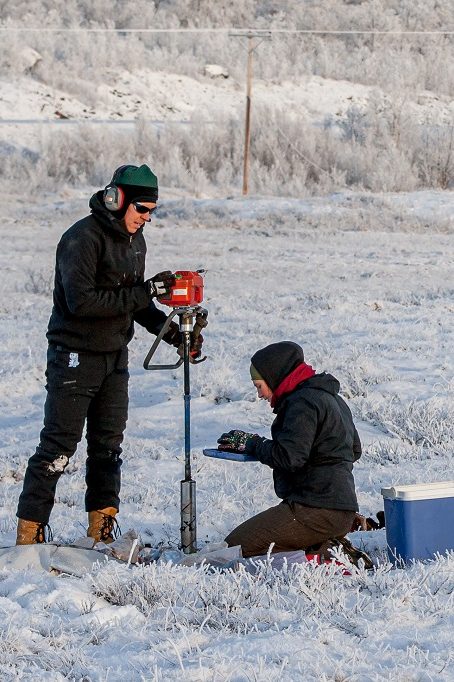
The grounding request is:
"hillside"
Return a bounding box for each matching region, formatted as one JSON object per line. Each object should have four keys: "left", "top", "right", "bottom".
{"left": 1, "top": 0, "right": 454, "bottom": 195}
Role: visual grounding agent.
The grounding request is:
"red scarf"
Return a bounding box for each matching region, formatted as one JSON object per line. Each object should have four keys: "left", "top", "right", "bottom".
{"left": 271, "top": 363, "right": 316, "bottom": 408}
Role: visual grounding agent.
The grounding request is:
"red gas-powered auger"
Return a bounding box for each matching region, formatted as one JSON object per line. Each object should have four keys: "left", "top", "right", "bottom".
{"left": 143, "top": 271, "right": 208, "bottom": 554}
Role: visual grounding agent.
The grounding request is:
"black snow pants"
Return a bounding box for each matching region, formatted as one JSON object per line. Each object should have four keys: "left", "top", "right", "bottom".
{"left": 17, "top": 345, "right": 129, "bottom": 524}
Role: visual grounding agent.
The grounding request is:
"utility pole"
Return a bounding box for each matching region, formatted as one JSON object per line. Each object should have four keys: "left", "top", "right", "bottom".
{"left": 230, "top": 30, "right": 271, "bottom": 195}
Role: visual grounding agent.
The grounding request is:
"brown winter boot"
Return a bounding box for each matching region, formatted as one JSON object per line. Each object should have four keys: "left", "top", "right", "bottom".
{"left": 16, "top": 518, "right": 52, "bottom": 545}
{"left": 87, "top": 507, "right": 120, "bottom": 544}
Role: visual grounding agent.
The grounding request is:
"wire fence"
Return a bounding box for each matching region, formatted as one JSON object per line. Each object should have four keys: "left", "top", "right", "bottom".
{"left": 1, "top": 27, "right": 454, "bottom": 35}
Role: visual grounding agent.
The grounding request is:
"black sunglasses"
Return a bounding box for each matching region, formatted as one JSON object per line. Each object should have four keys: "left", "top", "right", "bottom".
{"left": 132, "top": 202, "right": 157, "bottom": 215}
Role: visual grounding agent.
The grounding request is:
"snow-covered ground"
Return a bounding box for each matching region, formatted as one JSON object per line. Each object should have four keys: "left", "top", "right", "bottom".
{"left": 0, "top": 186, "right": 452, "bottom": 680}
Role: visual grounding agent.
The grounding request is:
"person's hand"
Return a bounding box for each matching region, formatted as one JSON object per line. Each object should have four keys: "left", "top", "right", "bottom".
{"left": 144, "top": 271, "right": 175, "bottom": 299}
{"left": 189, "top": 332, "right": 204, "bottom": 361}
{"left": 178, "top": 332, "right": 204, "bottom": 362}
{"left": 162, "top": 321, "right": 181, "bottom": 347}
{"left": 177, "top": 310, "right": 208, "bottom": 362}
{"left": 191, "top": 310, "right": 208, "bottom": 360}
{"left": 217, "top": 429, "right": 258, "bottom": 453}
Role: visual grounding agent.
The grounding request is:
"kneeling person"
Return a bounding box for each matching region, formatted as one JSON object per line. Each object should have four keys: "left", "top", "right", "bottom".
{"left": 218, "top": 341, "right": 361, "bottom": 559}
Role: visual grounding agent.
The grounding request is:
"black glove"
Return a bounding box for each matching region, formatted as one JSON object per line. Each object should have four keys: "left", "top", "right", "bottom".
{"left": 190, "top": 310, "right": 208, "bottom": 360}
{"left": 162, "top": 321, "right": 181, "bottom": 347}
{"left": 217, "top": 429, "right": 259, "bottom": 453}
{"left": 162, "top": 319, "right": 205, "bottom": 363}
{"left": 177, "top": 332, "right": 204, "bottom": 363}
{"left": 144, "top": 271, "right": 175, "bottom": 300}
{"left": 177, "top": 310, "right": 208, "bottom": 362}
{"left": 190, "top": 332, "right": 204, "bottom": 360}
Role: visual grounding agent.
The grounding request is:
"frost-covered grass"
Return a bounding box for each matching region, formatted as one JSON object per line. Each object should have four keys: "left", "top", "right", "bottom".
{"left": 0, "top": 553, "right": 453, "bottom": 680}
{"left": 0, "top": 188, "right": 453, "bottom": 679}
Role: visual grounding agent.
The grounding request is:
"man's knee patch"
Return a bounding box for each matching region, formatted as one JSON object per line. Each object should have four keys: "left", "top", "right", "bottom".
{"left": 42, "top": 454, "right": 69, "bottom": 477}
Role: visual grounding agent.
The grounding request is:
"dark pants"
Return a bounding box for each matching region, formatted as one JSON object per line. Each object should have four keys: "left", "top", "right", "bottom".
{"left": 17, "top": 345, "right": 129, "bottom": 524}
{"left": 225, "top": 500, "right": 355, "bottom": 558}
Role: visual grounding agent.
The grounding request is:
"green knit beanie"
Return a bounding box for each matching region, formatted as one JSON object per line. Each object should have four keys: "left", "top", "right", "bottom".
{"left": 250, "top": 363, "right": 263, "bottom": 381}
{"left": 112, "top": 164, "right": 158, "bottom": 202}
{"left": 113, "top": 164, "right": 158, "bottom": 189}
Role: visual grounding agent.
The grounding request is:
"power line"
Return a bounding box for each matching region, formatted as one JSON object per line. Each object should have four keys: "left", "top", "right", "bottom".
{"left": 0, "top": 27, "right": 453, "bottom": 35}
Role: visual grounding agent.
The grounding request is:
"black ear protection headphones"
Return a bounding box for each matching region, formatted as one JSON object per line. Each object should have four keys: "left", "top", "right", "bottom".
{"left": 103, "top": 164, "right": 137, "bottom": 212}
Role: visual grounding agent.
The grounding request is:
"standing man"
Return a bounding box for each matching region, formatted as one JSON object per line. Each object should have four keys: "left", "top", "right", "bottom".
{"left": 16, "top": 164, "right": 203, "bottom": 545}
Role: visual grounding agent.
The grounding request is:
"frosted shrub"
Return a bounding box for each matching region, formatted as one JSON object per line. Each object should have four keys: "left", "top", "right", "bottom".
{"left": 90, "top": 560, "right": 286, "bottom": 632}
{"left": 339, "top": 364, "right": 392, "bottom": 400}
{"left": 413, "top": 125, "right": 454, "bottom": 189}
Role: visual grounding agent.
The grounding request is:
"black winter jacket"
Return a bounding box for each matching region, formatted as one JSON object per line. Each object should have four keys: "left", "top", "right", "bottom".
{"left": 47, "top": 192, "right": 167, "bottom": 352}
{"left": 248, "top": 343, "right": 361, "bottom": 512}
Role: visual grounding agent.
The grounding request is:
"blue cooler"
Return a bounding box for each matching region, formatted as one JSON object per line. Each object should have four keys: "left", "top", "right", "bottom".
{"left": 381, "top": 481, "right": 454, "bottom": 563}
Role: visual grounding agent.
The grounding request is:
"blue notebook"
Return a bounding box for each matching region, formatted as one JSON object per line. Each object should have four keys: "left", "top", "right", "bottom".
{"left": 203, "top": 448, "right": 258, "bottom": 462}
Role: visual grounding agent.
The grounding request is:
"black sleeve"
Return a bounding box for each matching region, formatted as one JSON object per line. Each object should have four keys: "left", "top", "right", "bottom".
{"left": 57, "top": 231, "right": 150, "bottom": 317}
{"left": 249, "top": 399, "right": 318, "bottom": 471}
{"left": 133, "top": 303, "right": 169, "bottom": 336}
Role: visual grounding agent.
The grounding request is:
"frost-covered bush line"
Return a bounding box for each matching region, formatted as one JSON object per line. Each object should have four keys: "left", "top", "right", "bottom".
{"left": 387, "top": 287, "right": 454, "bottom": 306}
{"left": 337, "top": 361, "right": 395, "bottom": 400}
{"left": 91, "top": 559, "right": 293, "bottom": 630}
{"left": 5, "top": 109, "right": 454, "bottom": 197}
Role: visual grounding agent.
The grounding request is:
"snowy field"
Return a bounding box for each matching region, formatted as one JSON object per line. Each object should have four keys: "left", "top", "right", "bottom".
{"left": 0, "top": 188, "right": 453, "bottom": 680}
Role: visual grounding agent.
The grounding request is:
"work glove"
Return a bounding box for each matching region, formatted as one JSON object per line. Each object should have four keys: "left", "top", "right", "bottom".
{"left": 144, "top": 271, "right": 175, "bottom": 300}
{"left": 162, "top": 321, "right": 181, "bottom": 347}
{"left": 177, "top": 333, "right": 205, "bottom": 362}
{"left": 177, "top": 310, "right": 208, "bottom": 362}
{"left": 217, "top": 429, "right": 259, "bottom": 453}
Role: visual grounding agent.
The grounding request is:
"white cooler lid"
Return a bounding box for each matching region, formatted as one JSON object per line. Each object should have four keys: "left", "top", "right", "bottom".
{"left": 381, "top": 481, "right": 454, "bottom": 500}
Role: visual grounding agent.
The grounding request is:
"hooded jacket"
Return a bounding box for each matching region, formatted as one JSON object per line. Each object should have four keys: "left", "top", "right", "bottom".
{"left": 46, "top": 191, "right": 167, "bottom": 352}
{"left": 249, "top": 342, "right": 361, "bottom": 511}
